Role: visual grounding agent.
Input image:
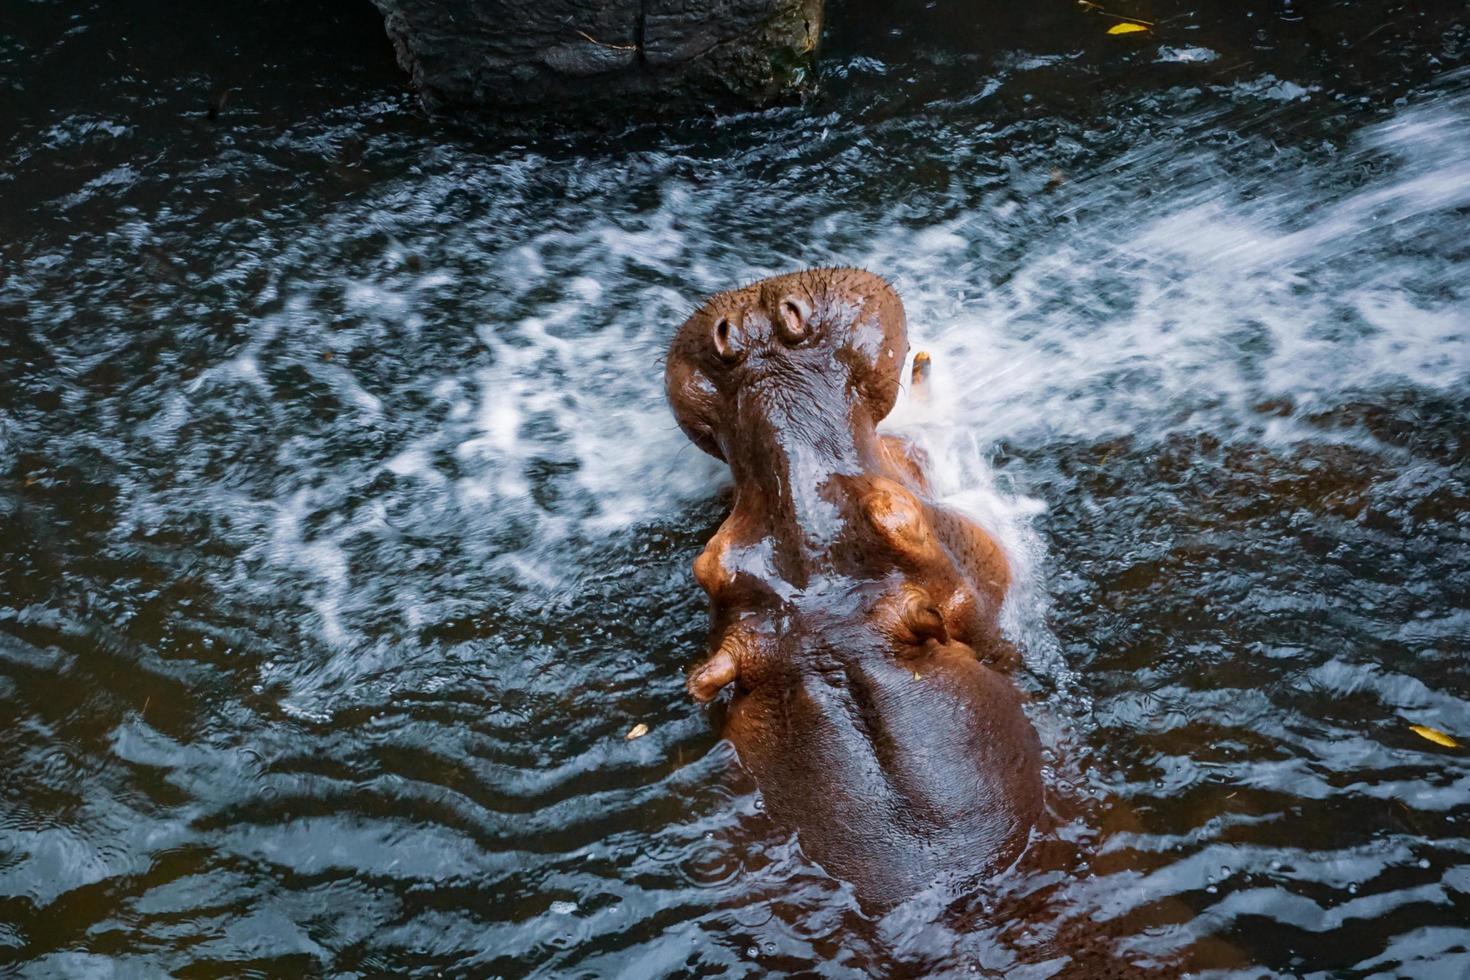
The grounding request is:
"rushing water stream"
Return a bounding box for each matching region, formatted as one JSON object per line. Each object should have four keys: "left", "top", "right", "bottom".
{"left": 2, "top": 1, "right": 1468, "bottom": 975}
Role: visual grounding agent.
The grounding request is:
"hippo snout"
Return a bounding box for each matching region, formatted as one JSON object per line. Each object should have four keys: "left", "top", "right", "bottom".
{"left": 665, "top": 267, "right": 908, "bottom": 462}
{"left": 709, "top": 291, "right": 812, "bottom": 362}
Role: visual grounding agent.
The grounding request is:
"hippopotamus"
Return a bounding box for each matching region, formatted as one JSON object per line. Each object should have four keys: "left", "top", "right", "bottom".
{"left": 665, "top": 267, "right": 1043, "bottom": 908}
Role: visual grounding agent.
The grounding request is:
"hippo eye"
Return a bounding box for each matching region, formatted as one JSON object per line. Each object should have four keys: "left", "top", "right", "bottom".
{"left": 907, "top": 603, "right": 949, "bottom": 646}
{"left": 893, "top": 586, "right": 949, "bottom": 650}
{"left": 712, "top": 316, "right": 742, "bottom": 363}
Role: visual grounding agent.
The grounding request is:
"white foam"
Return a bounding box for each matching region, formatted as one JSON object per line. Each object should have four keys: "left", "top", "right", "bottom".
{"left": 1156, "top": 46, "right": 1218, "bottom": 64}
{"left": 197, "top": 78, "right": 1467, "bottom": 687}
{"left": 883, "top": 85, "right": 1470, "bottom": 450}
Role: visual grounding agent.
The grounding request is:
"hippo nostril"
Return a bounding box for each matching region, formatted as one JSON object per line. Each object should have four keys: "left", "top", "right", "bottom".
{"left": 712, "top": 316, "right": 742, "bottom": 363}
{"left": 776, "top": 297, "right": 810, "bottom": 345}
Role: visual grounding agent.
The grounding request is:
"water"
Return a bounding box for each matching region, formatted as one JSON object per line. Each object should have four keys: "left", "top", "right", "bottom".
{"left": 2, "top": 0, "right": 1468, "bottom": 975}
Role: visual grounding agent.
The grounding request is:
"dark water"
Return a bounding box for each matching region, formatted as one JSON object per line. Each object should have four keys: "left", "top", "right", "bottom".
{"left": 2, "top": 0, "right": 1469, "bottom": 975}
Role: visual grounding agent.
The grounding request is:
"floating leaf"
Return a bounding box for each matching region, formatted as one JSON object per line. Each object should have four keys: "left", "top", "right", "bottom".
{"left": 1409, "top": 724, "right": 1459, "bottom": 749}
{"left": 1107, "top": 22, "right": 1150, "bottom": 35}
{"left": 625, "top": 722, "right": 649, "bottom": 740}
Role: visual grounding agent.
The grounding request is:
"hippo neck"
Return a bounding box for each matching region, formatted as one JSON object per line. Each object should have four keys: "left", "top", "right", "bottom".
{"left": 719, "top": 372, "right": 883, "bottom": 584}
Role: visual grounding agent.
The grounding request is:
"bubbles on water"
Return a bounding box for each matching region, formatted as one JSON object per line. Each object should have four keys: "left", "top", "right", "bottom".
{"left": 887, "top": 89, "right": 1470, "bottom": 456}
{"left": 1156, "top": 46, "right": 1219, "bottom": 64}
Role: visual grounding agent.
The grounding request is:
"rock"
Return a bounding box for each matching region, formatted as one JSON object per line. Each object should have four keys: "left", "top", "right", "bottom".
{"left": 368, "top": 0, "right": 823, "bottom": 113}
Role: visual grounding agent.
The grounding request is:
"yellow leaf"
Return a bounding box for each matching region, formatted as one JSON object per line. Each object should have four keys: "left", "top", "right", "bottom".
{"left": 1107, "top": 22, "right": 1150, "bottom": 35}
{"left": 1409, "top": 724, "right": 1459, "bottom": 749}
{"left": 625, "top": 722, "right": 649, "bottom": 740}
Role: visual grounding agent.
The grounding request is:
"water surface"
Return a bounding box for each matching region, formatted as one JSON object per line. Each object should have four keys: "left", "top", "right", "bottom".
{"left": 2, "top": 0, "right": 1468, "bottom": 975}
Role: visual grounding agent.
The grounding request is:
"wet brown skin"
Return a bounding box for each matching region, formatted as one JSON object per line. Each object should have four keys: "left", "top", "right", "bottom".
{"left": 666, "top": 268, "right": 1043, "bottom": 908}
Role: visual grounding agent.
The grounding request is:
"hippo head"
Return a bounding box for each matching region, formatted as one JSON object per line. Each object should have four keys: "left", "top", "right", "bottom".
{"left": 665, "top": 267, "right": 908, "bottom": 464}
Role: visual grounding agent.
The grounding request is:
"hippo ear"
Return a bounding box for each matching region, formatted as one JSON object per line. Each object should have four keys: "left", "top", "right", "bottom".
{"left": 688, "top": 636, "right": 742, "bottom": 703}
